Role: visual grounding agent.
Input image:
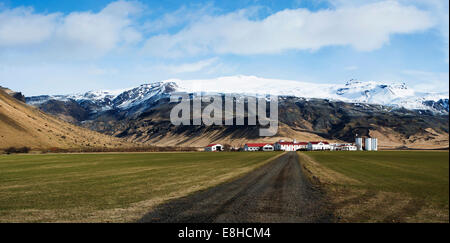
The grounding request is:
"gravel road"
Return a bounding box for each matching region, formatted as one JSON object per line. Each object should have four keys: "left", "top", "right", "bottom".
{"left": 139, "top": 152, "right": 335, "bottom": 223}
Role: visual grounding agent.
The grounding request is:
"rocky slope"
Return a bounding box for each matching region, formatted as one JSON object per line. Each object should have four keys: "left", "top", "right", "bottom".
{"left": 0, "top": 87, "right": 133, "bottom": 150}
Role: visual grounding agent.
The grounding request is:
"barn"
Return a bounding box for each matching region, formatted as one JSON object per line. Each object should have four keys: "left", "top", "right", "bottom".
{"left": 204, "top": 144, "right": 223, "bottom": 152}
{"left": 244, "top": 143, "right": 274, "bottom": 151}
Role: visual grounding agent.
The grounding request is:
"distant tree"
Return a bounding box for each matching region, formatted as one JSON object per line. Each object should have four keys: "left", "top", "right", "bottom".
{"left": 222, "top": 144, "right": 232, "bottom": 151}
{"left": 4, "top": 147, "right": 16, "bottom": 154}
{"left": 18, "top": 147, "right": 31, "bottom": 153}
{"left": 4, "top": 147, "right": 30, "bottom": 154}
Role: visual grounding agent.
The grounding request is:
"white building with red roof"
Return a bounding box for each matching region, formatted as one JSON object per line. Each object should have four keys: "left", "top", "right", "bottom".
{"left": 204, "top": 144, "right": 223, "bottom": 152}
{"left": 244, "top": 143, "right": 274, "bottom": 151}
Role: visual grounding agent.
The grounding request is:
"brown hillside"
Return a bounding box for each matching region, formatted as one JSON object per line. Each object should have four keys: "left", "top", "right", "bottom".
{"left": 123, "top": 122, "right": 342, "bottom": 147}
{"left": 85, "top": 98, "right": 448, "bottom": 149}
{"left": 0, "top": 89, "right": 132, "bottom": 150}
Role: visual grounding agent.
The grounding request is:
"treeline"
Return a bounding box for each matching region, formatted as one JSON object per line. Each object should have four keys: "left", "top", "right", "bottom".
{"left": 1, "top": 145, "right": 252, "bottom": 154}
{"left": 2, "top": 146, "right": 200, "bottom": 154}
{"left": 41, "top": 146, "right": 200, "bottom": 153}
{"left": 3, "top": 147, "right": 31, "bottom": 154}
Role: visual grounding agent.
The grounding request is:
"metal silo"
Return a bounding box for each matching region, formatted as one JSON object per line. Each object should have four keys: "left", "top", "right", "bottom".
{"left": 371, "top": 138, "right": 378, "bottom": 151}
{"left": 355, "top": 138, "right": 363, "bottom": 151}
{"left": 365, "top": 138, "right": 372, "bottom": 151}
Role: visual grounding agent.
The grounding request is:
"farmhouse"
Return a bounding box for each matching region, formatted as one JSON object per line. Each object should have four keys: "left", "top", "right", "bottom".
{"left": 244, "top": 143, "right": 274, "bottom": 151}
{"left": 274, "top": 141, "right": 308, "bottom": 151}
{"left": 204, "top": 144, "right": 223, "bottom": 152}
{"left": 307, "top": 141, "right": 331, "bottom": 151}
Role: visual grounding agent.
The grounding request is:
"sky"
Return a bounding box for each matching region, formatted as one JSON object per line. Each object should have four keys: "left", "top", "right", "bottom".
{"left": 0, "top": 0, "right": 448, "bottom": 96}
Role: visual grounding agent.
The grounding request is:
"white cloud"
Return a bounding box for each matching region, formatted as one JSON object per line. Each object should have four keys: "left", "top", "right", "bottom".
{"left": 0, "top": 7, "right": 60, "bottom": 46}
{"left": 142, "top": 4, "right": 214, "bottom": 34}
{"left": 0, "top": 0, "right": 441, "bottom": 60}
{"left": 157, "top": 57, "right": 220, "bottom": 73}
{"left": 413, "top": 0, "right": 449, "bottom": 63}
{"left": 330, "top": 0, "right": 448, "bottom": 63}
{"left": 143, "top": 1, "right": 435, "bottom": 57}
{"left": 0, "top": 0, "right": 447, "bottom": 96}
{"left": 56, "top": 1, "right": 142, "bottom": 55}
{"left": 0, "top": 0, "right": 143, "bottom": 58}
{"left": 402, "top": 69, "right": 449, "bottom": 93}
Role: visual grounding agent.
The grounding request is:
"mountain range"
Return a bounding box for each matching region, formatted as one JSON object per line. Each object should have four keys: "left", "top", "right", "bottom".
{"left": 27, "top": 76, "right": 449, "bottom": 114}
{"left": 22, "top": 76, "right": 449, "bottom": 149}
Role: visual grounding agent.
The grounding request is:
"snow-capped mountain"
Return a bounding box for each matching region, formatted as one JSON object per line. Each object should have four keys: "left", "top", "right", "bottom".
{"left": 113, "top": 82, "right": 177, "bottom": 109}
{"left": 27, "top": 82, "right": 177, "bottom": 112}
{"left": 21, "top": 76, "right": 449, "bottom": 148}
{"left": 26, "top": 76, "right": 449, "bottom": 113}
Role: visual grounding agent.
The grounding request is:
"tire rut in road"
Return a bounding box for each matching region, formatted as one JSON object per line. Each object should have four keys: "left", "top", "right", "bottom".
{"left": 139, "top": 152, "right": 335, "bottom": 223}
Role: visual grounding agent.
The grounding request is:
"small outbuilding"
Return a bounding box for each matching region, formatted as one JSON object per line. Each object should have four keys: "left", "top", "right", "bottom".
{"left": 204, "top": 144, "right": 223, "bottom": 152}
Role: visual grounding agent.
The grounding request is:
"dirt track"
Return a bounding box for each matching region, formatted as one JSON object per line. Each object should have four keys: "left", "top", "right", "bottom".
{"left": 139, "top": 152, "right": 335, "bottom": 223}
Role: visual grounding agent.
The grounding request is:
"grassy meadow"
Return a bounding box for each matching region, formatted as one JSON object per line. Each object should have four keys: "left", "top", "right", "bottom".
{"left": 0, "top": 152, "right": 282, "bottom": 222}
{"left": 300, "top": 151, "right": 449, "bottom": 222}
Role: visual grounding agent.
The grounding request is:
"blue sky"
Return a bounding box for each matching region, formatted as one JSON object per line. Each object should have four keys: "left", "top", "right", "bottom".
{"left": 0, "top": 0, "right": 448, "bottom": 96}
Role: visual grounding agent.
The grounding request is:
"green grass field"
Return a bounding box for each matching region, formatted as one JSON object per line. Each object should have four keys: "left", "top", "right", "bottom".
{"left": 0, "top": 152, "right": 281, "bottom": 222}
{"left": 302, "top": 151, "right": 449, "bottom": 222}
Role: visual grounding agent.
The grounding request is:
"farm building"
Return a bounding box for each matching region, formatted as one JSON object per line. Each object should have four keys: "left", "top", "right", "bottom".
{"left": 274, "top": 141, "right": 308, "bottom": 151}
{"left": 307, "top": 141, "right": 331, "bottom": 151}
{"left": 331, "top": 143, "right": 357, "bottom": 151}
{"left": 204, "top": 144, "right": 223, "bottom": 152}
{"left": 238, "top": 136, "right": 375, "bottom": 152}
{"left": 244, "top": 143, "right": 274, "bottom": 151}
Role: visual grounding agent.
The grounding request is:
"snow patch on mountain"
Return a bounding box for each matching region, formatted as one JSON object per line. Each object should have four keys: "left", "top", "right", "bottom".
{"left": 27, "top": 89, "right": 125, "bottom": 105}
{"left": 113, "top": 82, "right": 178, "bottom": 109}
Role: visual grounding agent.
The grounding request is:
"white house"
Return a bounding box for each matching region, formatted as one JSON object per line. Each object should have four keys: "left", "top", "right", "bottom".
{"left": 334, "top": 143, "right": 357, "bottom": 151}
{"left": 244, "top": 143, "right": 274, "bottom": 151}
{"left": 204, "top": 144, "right": 223, "bottom": 152}
{"left": 341, "top": 145, "right": 357, "bottom": 151}
{"left": 274, "top": 141, "right": 308, "bottom": 151}
{"left": 307, "top": 141, "right": 331, "bottom": 151}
